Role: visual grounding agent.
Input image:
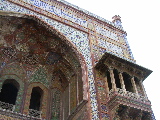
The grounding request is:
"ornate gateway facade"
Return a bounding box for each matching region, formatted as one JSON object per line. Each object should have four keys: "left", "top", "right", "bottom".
{"left": 0, "top": 0, "right": 155, "bottom": 119}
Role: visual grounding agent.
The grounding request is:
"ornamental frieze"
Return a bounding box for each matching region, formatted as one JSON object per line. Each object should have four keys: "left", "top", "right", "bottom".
{"left": 104, "top": 58, "right": 147, "bottom": 80}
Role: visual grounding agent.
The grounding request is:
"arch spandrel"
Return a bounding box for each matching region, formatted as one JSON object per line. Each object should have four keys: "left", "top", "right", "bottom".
{"left": 0, "top": 62, "right": 26, "bottom": 81}
{"left": 0, "top": 75, "right": 24, "bottom": 91}
{"left": 29, "top": 65, "right": 49, "bottom": 88}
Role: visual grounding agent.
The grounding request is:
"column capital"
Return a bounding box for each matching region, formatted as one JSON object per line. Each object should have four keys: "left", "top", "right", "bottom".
{"left": 139, "top": 79, "right": 143, "bottom": 83}
{"left": 108, "top": 66, "right": 114, "bottom": 71}
{"left": 118, "top": 71, "right": 123, "bottom": 74}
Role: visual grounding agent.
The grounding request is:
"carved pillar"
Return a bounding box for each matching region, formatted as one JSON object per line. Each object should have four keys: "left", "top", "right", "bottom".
{"left": 104, "top": 76, "right": 109, "bottom": 98}
{"left": 131, "top": 77, "right": 138, "bottom": 94}
{"left": 119, "top": 72, "right": 126, "bottom": 92}
{"left": 139, "top": 80, "right": 148, "bottom": 98}
{"left": 109, "top": 68, "right": 117, "bottom": 91}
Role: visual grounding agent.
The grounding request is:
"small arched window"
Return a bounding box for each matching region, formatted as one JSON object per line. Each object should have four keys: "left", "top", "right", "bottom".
{"left": 0, "top": 79, "right": 19, "bottom": 105}
{"left": 29, "top": 87, "right": 43, "bottom": 111}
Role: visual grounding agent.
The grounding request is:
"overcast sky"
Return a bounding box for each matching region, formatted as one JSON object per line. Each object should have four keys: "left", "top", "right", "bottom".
{"left": 66, "top": 0, "right": 160, "bottom": 119}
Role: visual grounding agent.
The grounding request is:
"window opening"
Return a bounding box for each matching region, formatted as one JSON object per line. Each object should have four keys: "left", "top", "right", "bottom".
{"left": 113, "top": 69, "right": 121, "bottom": 89}
{"left": 29, "top": 87, "right": 43, "bottom": 111}
{"left": 106, "top": 70, "right": 112, "bottom": 90}
{"left": 123, "top": 72, "right": 134, "bottom": 92}
{"left": 0, "top": 79, "right": 19, "bottom": 105}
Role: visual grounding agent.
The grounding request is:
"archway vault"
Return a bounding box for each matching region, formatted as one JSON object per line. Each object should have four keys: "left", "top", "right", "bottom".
{"left": 0, "top": 12, "right": 89, "bottom": 119}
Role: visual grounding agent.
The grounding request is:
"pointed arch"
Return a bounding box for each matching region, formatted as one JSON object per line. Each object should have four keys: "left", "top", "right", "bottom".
{"left": 1, "top": 12, "right": 88, "bottom": 100}
{"left": 0, "top": 12, "right": 89, "bottom": 119}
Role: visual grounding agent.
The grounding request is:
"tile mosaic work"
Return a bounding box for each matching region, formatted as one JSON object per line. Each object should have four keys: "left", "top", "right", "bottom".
{"left": 95, "top": 71, "right": 110, "bottom": 119}
{"left": 95, "top": 25, "right": 118, "bottom": 41}
{"left": 56, "top": 0, "right": 124, "bottom": 30}
{"left": 70, "top": 76, "right": 77, "bottom": 113}
{"left": 23, "top": 0, "right": 88, "bottom": 28}
{"left": 29, "top": 66, "right": 49, "bottom": 87}
{"left": 52, "top": 88, "right": 61, "bottom": 120}
{"left": 0, "top": 0, "right": 137, "bottom": 119}
{"left": 0, "top": 1, "right": 99, "bottom": 119}
{"left": 97, "top": 38, "right": 124, "bottom": 56}
{"left": 0, "top": 13, "right": 91, "bottom": 118}
{"left": 5, "top": 0, "right": 135, "bottom": 63}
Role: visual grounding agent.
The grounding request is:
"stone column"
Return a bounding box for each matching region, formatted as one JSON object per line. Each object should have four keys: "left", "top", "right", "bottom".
{"left": 139, "top": 80, "right": 148, "bottom": 98}
{"left": 119, "top": 72, "right": 126, "bottom": 92}
{"left": 109, "top": 68, "right": 117, "bottom": 91}
{"left": 131, "top": 77, "right": 138, "bottom": 94}
{"left": 104, "top": 76, "right": 109, "bottom": 98}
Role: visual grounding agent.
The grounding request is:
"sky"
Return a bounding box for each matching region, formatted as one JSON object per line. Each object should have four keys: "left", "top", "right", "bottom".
{"left": 66, "top": 0, "right": 160, "bottom": 119}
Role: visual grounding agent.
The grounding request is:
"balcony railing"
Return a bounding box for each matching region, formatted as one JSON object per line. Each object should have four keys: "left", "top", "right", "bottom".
{"left": 0, "top": 109, "right": 42, "bottom": 120}
{"left": 0, "top": 101, "right": 42, "bottom": 119}
{"left": 108, "top": 88, "right": 152, "bottom": 112}
{"left": 109, "top": 88, "right": 149, "bottom": 103}
{"left": 29, "top": 109, "right": 42, "bottom": 118}
{"left": 0, "top": 101, "right": 15, "bottom": 111}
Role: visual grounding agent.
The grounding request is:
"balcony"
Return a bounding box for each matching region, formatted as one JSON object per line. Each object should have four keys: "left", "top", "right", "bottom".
{"left": 108, "top": 88, "right": 152, "bottom": 112}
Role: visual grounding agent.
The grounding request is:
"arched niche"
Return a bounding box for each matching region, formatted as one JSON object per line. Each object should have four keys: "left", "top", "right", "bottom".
{"left": 23, "top": 82, "right": 48, "bottom": 119}
{"left": 29, "top": 87, "right": 43, "bottom": 111}
{"left": 0, "top": 13, "right": 88, "bottom": 119}
{"left": 49, "top": 60, "right": 81, "bottom": 119}
{"left": 0, "top": 75, "right": 24, "bottom": 112}
{"left": 0, "top": 79, "right": 19, "bottom": 105}
{"left": 0, "top": 13, "right": 88, "bottom": 100}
